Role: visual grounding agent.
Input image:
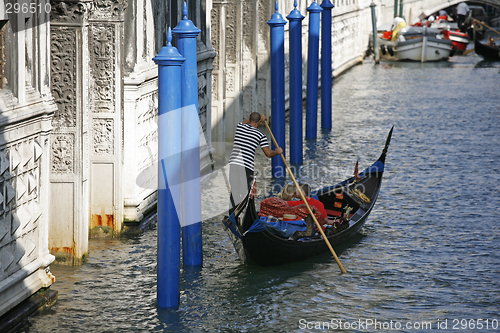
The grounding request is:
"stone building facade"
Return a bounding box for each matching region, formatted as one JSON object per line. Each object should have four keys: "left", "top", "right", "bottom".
{"left": 0, "top": 0, "right": 57, "bottom": 317}
{"left": 1, "top": 0, "right": 461, "bottom": 319}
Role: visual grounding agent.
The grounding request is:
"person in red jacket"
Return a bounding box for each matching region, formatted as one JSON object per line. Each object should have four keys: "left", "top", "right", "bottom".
{"left": 281, "top": 183, "right": 328, "bottom": 222}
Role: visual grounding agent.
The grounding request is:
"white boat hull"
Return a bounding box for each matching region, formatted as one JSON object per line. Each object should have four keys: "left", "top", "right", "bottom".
{"left": 379, "top": 36, "right": 454, "bottom": 62}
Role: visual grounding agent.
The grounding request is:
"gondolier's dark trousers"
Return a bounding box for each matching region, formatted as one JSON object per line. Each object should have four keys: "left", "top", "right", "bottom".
{"left": 457, "top": 14, "right": 467, "bottom": 32}
{"left": 229, "top": 164, "right": 254, "bottom": 214}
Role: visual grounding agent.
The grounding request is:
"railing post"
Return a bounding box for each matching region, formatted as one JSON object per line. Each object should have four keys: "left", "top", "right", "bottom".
{"left": 320, "top": 0, "right": 334, "bottom": 130}
{"left": 371, "top": 2, "right": 380, "bottom": 64}
{"left": 394, "top": 0, "right": 398, "bottom": 18}
{"left": 399, "top": 0, "right": 404, "bottom": 19}
{"left": 173, "top": 2, "right": 203, "bottom": 268}
{"left": 305, "top": 1, "right": 322, "bottom": 139}
{"left": 287, "top": 1, "right": 305, "bottom": 165}
{"left": 267, "top": 1, "right": 287, "bottom": 178}
{"left": 153, "top": 27, "right": 184, "bottom": 309}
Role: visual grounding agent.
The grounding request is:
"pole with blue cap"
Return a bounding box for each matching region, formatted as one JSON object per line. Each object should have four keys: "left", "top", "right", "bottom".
{"left": 267, "top": 1, "right": 287, "bottom": 178}
{"left": 153, "top": 27, "right": 184, "bottom": 309}
{"left": 305, "top": 1, "right": 322, "bottom": 139}
{"left": 173, "top": 2, "right": 203, "bottom": 268}
{"left": 287, "top": 1, "right": 305, "bottom": 165}
{"left": 320, "top": 0, "right": 334, "bottom": 130}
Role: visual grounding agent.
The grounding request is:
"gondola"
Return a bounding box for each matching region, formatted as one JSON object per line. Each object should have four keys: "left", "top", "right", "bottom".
{"left": 222, "top": 127, "right": 393, "bottom": 266}
{"left": 474, "top": 37, "right": 500, "bottom": 61}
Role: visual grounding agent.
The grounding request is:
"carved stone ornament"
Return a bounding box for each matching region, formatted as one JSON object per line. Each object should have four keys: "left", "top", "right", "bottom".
{"left": 210, "top": 7, "right": 220, "bottom": 71}
{"left": 92, "top": 118, "right": 114, "bottom": 155}
{"left": 198, "top": 74, "right": 209, "bottom": 133}
{"left": 51, "top": 27, "right": 77, "bottom": 128}
{"left": 90, "top": 24, "right": 115, "bottom": 113}
{"left": 89, "top": 0, "right": 127, "bottom": 20}
{"left": 50, "top": 1, "right": 88, "bottom": 23}
{"left": 225, "top": 2, "right": 236, "bottom": 64}
{"left": 51, "top": 134, "right": 75, "bottom": 173}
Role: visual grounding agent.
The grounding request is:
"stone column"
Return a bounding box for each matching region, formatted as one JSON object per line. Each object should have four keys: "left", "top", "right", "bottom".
{"left": 211, "top": 0, "right": 258, "bottom": 158}
{"left": 195, "top": 0, "right": 216, "bottom": 175}
{"left": 121, "top": 0, "right": 165, "bottom": 223}
{"left": 49, "top": 0, "right": 90, "bottom": 264}
{"left": 222, "top": 0, "right": 241, "bottom": 142}
{"left": 87, "top": 0, "right": 127, "bottom": 236}
{"left": 240, "top": 0, "right": 258, "bottom": 121}
{"left": 210, "top": 1, "right": 226, "bottom": 159}
{"left": 257, "top": 0, "right": 271, "bottom": 118}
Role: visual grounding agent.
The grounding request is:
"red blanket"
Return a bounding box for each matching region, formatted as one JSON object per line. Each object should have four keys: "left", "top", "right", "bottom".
{"left": 259, "top": 197, "right": 322, "bottom": 221}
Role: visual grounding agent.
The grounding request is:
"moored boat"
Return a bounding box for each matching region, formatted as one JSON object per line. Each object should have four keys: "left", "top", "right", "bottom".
{"left": 426, "top": 20, "right": 472, "bottom": 54}
{"left": 222, "top": 128, "right": 393, "bottom": 266}
{"left": 448, "top": 30, "right": 472, "bottom": 53}
{"left": 379, "top": 27, "right": 456, "bottom": 62}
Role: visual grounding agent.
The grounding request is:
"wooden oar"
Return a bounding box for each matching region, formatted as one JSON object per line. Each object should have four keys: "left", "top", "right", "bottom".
{"left": 263, "top": 120, "right": 347, "bottom": 274}
{"left": 472, "top": 19, "right": 500, "bottom": 37}
{"left": 463, "top": 48, "right": 475, "bottom": 55}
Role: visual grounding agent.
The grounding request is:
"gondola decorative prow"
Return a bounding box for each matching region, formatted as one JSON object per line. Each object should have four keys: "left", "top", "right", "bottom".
{"left": 379, "top": 126, "right": 394, "bottom": 163}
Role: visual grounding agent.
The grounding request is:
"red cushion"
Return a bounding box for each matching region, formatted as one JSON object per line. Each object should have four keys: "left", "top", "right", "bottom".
{"left": 325, "top": 209, "right": 342, "bottom": 217}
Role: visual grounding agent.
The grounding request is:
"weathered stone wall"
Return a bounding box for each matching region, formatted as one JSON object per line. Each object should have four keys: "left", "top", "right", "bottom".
{"left": 0, "top": 0, "right": 57, "bottom": 316}
{"left": 122, "top": 0, "right": 215, "bottom": 223}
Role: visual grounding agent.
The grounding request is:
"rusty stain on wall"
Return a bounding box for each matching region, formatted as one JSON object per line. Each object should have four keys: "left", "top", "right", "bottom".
{"left": 90, "top": 214, "right": 115, "bottom": 229}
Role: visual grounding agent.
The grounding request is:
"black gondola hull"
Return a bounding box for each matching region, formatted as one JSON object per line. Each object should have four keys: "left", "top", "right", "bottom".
{"left": 474, "top": 38, "right": 500, "bottom": 60}
{"left": 222, "top": 127, "right": 393, "bottom": 266}
{"left": 241, "top": 211, "right": 371, "bottom": 266}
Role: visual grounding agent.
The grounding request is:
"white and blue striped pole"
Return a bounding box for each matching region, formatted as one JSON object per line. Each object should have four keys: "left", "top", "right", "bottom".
{"left": 153, "top": 27, "right": 184, "bottom": 309}
{"left": 173, "top": 2, "right": 203, "bottom": 268}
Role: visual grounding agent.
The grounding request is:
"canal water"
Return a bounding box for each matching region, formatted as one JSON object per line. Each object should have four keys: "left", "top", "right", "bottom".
{"left": 21, "top": 53, "right": 499, "bottom": 332}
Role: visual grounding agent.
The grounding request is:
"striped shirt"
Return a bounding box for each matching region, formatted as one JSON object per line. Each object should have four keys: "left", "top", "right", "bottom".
{"left": 228, "top": 122, "right": 269, "bottom": 171}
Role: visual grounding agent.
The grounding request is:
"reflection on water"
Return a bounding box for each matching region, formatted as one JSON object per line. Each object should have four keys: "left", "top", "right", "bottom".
{"left": 21, "top": 54, "right": 500, "bottom": 332}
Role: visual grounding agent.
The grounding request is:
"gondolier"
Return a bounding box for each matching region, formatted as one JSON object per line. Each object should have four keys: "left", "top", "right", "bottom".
{"left": 456, "top": 2, "right": 469, "bottom": 33}
{"left": 228, "top": 112, "right": 282, "bottom": 211}
{"left": 222, "top": 127, "right": 394, "bottom": 266}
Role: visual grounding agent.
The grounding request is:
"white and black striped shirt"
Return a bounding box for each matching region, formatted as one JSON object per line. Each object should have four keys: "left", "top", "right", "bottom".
{"left": 228, "top": 122, "right": 269, "bottom": 171}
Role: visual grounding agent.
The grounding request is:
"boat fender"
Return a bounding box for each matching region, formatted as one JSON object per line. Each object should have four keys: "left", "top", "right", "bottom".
{"left": 387, "top": 45, "right": 394, "bottom": 57}
{"left": 380, "top": 44, "right": 387, "bottom": 55}
{"left": 450, "top": 44, "right": 457, "bottom": 57}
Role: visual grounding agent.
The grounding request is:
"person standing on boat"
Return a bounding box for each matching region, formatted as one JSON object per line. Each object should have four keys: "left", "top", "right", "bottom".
{"left": 390, "top": 16, "right": 407, "bottom": 42}
{"left": 228, "top": 112, "right": 282, "bottom": 212}
{"left": 456, "top": 2, "right": 470, "bottom": 33}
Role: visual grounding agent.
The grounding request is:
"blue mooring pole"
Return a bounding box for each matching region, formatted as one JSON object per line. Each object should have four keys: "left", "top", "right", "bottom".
{"left": 173, "top": 2, "right": 203, "bottom": 268}
{"left": 267, "top": 1, "right": 287, "bottom": 178}
{"left": 305, "top": 1, "right": 322, "bottom": 139}
{"left": 320, "top": 0, "right": 333, "bottom": 130}
{"left": 153, "top": 27, "right": 184, "bottom": 309}
{"left": 287, "top": 1, "right": 305, "bottom": 165}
